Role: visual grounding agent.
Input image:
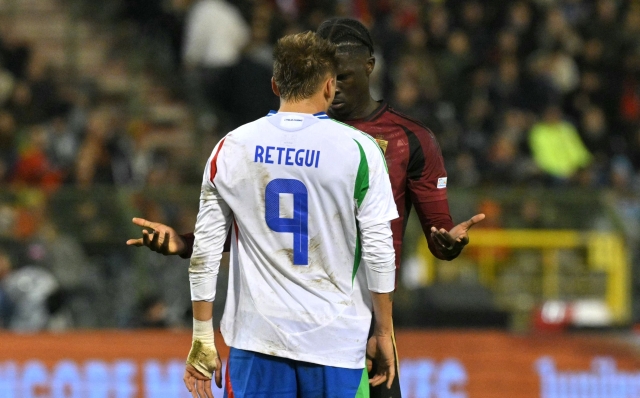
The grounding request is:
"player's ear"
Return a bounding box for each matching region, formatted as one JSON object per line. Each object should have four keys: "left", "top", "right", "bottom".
{"left": 365, "top": 56, "right": 375, "bottom": 77}
{"left": 271, "top": 77, "right": 281, "bottom": 97}
{"left": 323, "top": 75, "right": 336, "bottom": 102}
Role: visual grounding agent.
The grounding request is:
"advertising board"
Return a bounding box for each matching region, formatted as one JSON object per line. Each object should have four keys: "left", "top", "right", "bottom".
{"left": 1, "top": 330, "right": 638, "bottom": 397}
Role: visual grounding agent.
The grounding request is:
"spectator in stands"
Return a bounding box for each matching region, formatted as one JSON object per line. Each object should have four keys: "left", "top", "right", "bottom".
{"left": 0, "top": 110, "right": 16, "bottom": 183}
{"left": 621, "top": 6, "right": 640, "bottom": 52}
{"left": 395, "top": 27, "right": 440, "bottom": 105}
{"left": 537, "top": 6, "right": 582, "bottom": 56}
{"left": 489, "top": 57, "right": 527, "bottom": 115}
{"left": 0, "top": 68, "right": 14, "bottom": 107}
{"left": 0, "top": 34, "right": 30, "bottom": 80}
{"left": 529, "top": 105, "right": 592, "bottom": 183}
{"left": 582, "top": 0, "right": 622, "bottom": 63}
{"left": 458, "top": 1, "right": 490, "bottom": 61}
{"left": 137, "top": 295, "right": 169, "bottom": 328}
{"left": 5, "top": 81, "right": 37, "bottom": 126}
{"left": 449, "top": 152, "right": 481, "bottom": 188}
{"left": 486, "top": 109, "right": 535, "bottom": 185}
{"left": 0, "top": 249, "right": 14, "bottom": 328}
{"left": 46, "top": 115, "right": 79, "bottom": 182}
{"left": 578, "top": 106, "right": 612, "bottom": 186}
{"left": 11, "top": 125, "right": 62, "bottom": 192}
{"left": 183, "top": 0, "right": 250, "bottom": 116}
{"left": 436, "top": 30, "right": 473, "bottom": 99}
{"left": 545, "top": 45, "right": 581, "bottom": 95}
{"left": 75, "top": 109, "right": 116, "bottom": 187}
{"left": 225, "top": 1, "right": 278, "bottom": 126}
{"left": 3, "top": 258, "right": 60, "bottom": 332}
{"left": 426, "top": 5, "right": 450, "bottom": 54}
{"left": 26, "top": 58, "right": 64, "bottom": 124}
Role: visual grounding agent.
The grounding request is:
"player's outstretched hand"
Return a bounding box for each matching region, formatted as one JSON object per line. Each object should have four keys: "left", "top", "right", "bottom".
{"left": 430, "top": 213, "right": 485, "bottom": 256}
{"left": 126, "top": 217, "right": 187, "bottom": 256}
{"left": 368, "top": 334, "right": 396, "bottom": 389}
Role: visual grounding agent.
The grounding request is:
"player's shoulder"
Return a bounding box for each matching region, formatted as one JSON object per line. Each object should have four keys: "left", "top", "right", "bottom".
{"left": 329, "top": 118, "right": 382, "bottom": 152}
{"left": 326, "top": 118, "right": 365, "bottom": 136}
{"left": 224, "top": 117, "right": 271, "bottom": 140}
{"left": 384, "top": 105, "right": 436, "bottom": 138}
{"left": 209, "top": 119, "right": 264, "bottom": 158}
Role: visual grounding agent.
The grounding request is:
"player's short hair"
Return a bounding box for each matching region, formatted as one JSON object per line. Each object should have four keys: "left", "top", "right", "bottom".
{"left": 273, "top": 31, "right": 338, "bottom": 102}
{"left": 316, "top": 18, "right": 374, "bottom": 56}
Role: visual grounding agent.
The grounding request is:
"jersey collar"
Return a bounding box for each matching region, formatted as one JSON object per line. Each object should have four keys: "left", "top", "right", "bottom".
{"left": 266, "top": 110, "right": 330, "bottom": 119}
{"left": 363, "top": 101, "right": 388, "bottom": 122}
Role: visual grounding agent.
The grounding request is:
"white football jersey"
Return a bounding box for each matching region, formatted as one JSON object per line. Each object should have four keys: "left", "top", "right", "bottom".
{"left": 190, "top": 111, "right": 398, "bottom": 369}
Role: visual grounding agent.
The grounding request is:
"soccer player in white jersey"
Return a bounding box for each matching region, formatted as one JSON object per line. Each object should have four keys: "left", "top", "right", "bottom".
{"left": 182, "top": 31, "right": 398, "bottom": 398}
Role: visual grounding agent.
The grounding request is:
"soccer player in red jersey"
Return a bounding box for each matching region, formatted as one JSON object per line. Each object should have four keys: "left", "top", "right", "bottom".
{"left": 127, "top": 18, "right": 484, "bottom": 398}
{"left": 316, "top": 19, "right": 485, "bottom": 270}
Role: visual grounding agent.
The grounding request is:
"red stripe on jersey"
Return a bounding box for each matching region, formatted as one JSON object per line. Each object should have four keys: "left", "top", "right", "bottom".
{"left": 225, "top": 356, "right": 234, "bottom": 397}
{"left": 209, "top": 138, "right": 227, "bottom": 184}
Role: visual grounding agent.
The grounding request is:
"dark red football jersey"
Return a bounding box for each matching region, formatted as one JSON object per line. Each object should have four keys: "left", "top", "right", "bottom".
{"left": 181, "top": 101, "right": 457, "bottom": 265}
{"left": 345, "top": 101, "right": 456, "bottom": 267}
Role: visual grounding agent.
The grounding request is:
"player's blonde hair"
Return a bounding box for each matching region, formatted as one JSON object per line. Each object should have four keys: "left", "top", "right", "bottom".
{"left": 273, "top": 31, "right": 338, "bottom": 102}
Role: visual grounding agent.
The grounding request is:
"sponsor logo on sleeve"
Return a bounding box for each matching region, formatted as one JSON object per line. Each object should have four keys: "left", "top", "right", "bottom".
{"left": 437, "top": 177, "right": 447, "bottom": 189}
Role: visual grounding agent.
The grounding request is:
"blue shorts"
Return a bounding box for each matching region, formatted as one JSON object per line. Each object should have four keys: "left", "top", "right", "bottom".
{"left": 224, "top": 347, "right": 369, "bottom": 398}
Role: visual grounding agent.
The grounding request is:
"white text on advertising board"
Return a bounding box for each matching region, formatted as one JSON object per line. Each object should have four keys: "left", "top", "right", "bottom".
{"left": 0, "top": 359, "right": 468, "bottom": 398}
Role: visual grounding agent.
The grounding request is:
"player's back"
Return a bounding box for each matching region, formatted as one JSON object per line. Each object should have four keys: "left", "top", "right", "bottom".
{"left": 209, "top": 111, "right": 390, "bottom": 368}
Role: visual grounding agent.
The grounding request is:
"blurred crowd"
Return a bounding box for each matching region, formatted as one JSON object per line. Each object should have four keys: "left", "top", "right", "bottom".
{"left": 2, "top": 0, "right": 640, "bottom": 196}
{"left": 1, "top": 0, "right": 640, "bottom": 331}
{"left": 0, "top": 2, "right": 199, "bottom": 330}
{"left": 139, "top": 0, "right": 640, "bottom": 191}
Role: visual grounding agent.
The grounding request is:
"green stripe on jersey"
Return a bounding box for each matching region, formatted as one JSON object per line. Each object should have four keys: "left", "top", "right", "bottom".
{"left": 353, "top": 139, "right": 369, "bottom": 208}
{"left": 352, "top": 227, "right": 361, "bottom": 285}
{"left": 332, "top": 119, "right": 389, "bottom": 173}
{"left": 352, "top": 139, "right": 369, "bottom": 285}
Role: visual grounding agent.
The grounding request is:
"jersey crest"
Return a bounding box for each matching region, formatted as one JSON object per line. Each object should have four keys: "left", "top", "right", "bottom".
{"left": 375, "top": 136, "right": 388, "bottom": 154}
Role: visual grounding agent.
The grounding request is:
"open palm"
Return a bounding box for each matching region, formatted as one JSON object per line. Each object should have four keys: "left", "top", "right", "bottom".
{"left": 126, "top": 217, "right": 187, "bottom": 256}
{"left": 430, "top": 213, "right": 485, "bottom": 255}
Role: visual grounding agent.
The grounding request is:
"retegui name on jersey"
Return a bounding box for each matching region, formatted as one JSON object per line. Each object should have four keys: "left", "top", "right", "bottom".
{"left": 254, "top": 145, "right": 321, "bottom": 168}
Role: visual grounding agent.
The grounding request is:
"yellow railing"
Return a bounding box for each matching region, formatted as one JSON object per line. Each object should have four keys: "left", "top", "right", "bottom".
{"left": 417, "top": 229, "right": 630, "bottom": 324}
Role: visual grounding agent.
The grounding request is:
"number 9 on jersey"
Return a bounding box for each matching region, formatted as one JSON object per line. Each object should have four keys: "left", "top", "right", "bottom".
{"left": 265, "top": 178, "right": 309, "bottom": 265}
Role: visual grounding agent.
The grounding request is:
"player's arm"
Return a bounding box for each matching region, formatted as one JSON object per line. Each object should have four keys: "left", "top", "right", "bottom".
{"left": 356, "top": 137, "right": 399, "bottom": 389}
{"left": 184, "top": 184, "right": 229, "bottom": 396}
{"left": 413, "top": 195, "right": 485, "bottom": 260}
{"left": 126, "top": 218, "right": 190, "bottom": 256}
{"left": 184, "top": 140, "right": 231, "bottom": 397}
{"left": 413, "top": 198, "right": 458, "bottom": 260}
{"left": 406, "top": 129, "right": 484, "bottom": 260}
{"left": 126, "top": 221, "right": 231, "bottom": 258}
{"left": 360, "top": 219, "right": 396, "bottom": 389}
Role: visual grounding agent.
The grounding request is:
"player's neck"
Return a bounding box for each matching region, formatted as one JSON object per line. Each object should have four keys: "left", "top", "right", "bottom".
{"left": 345, "top": 96, "right": 380, "bottom": 120}
{"left": 278, "top": 97, "right": 328, "bottom": 115}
